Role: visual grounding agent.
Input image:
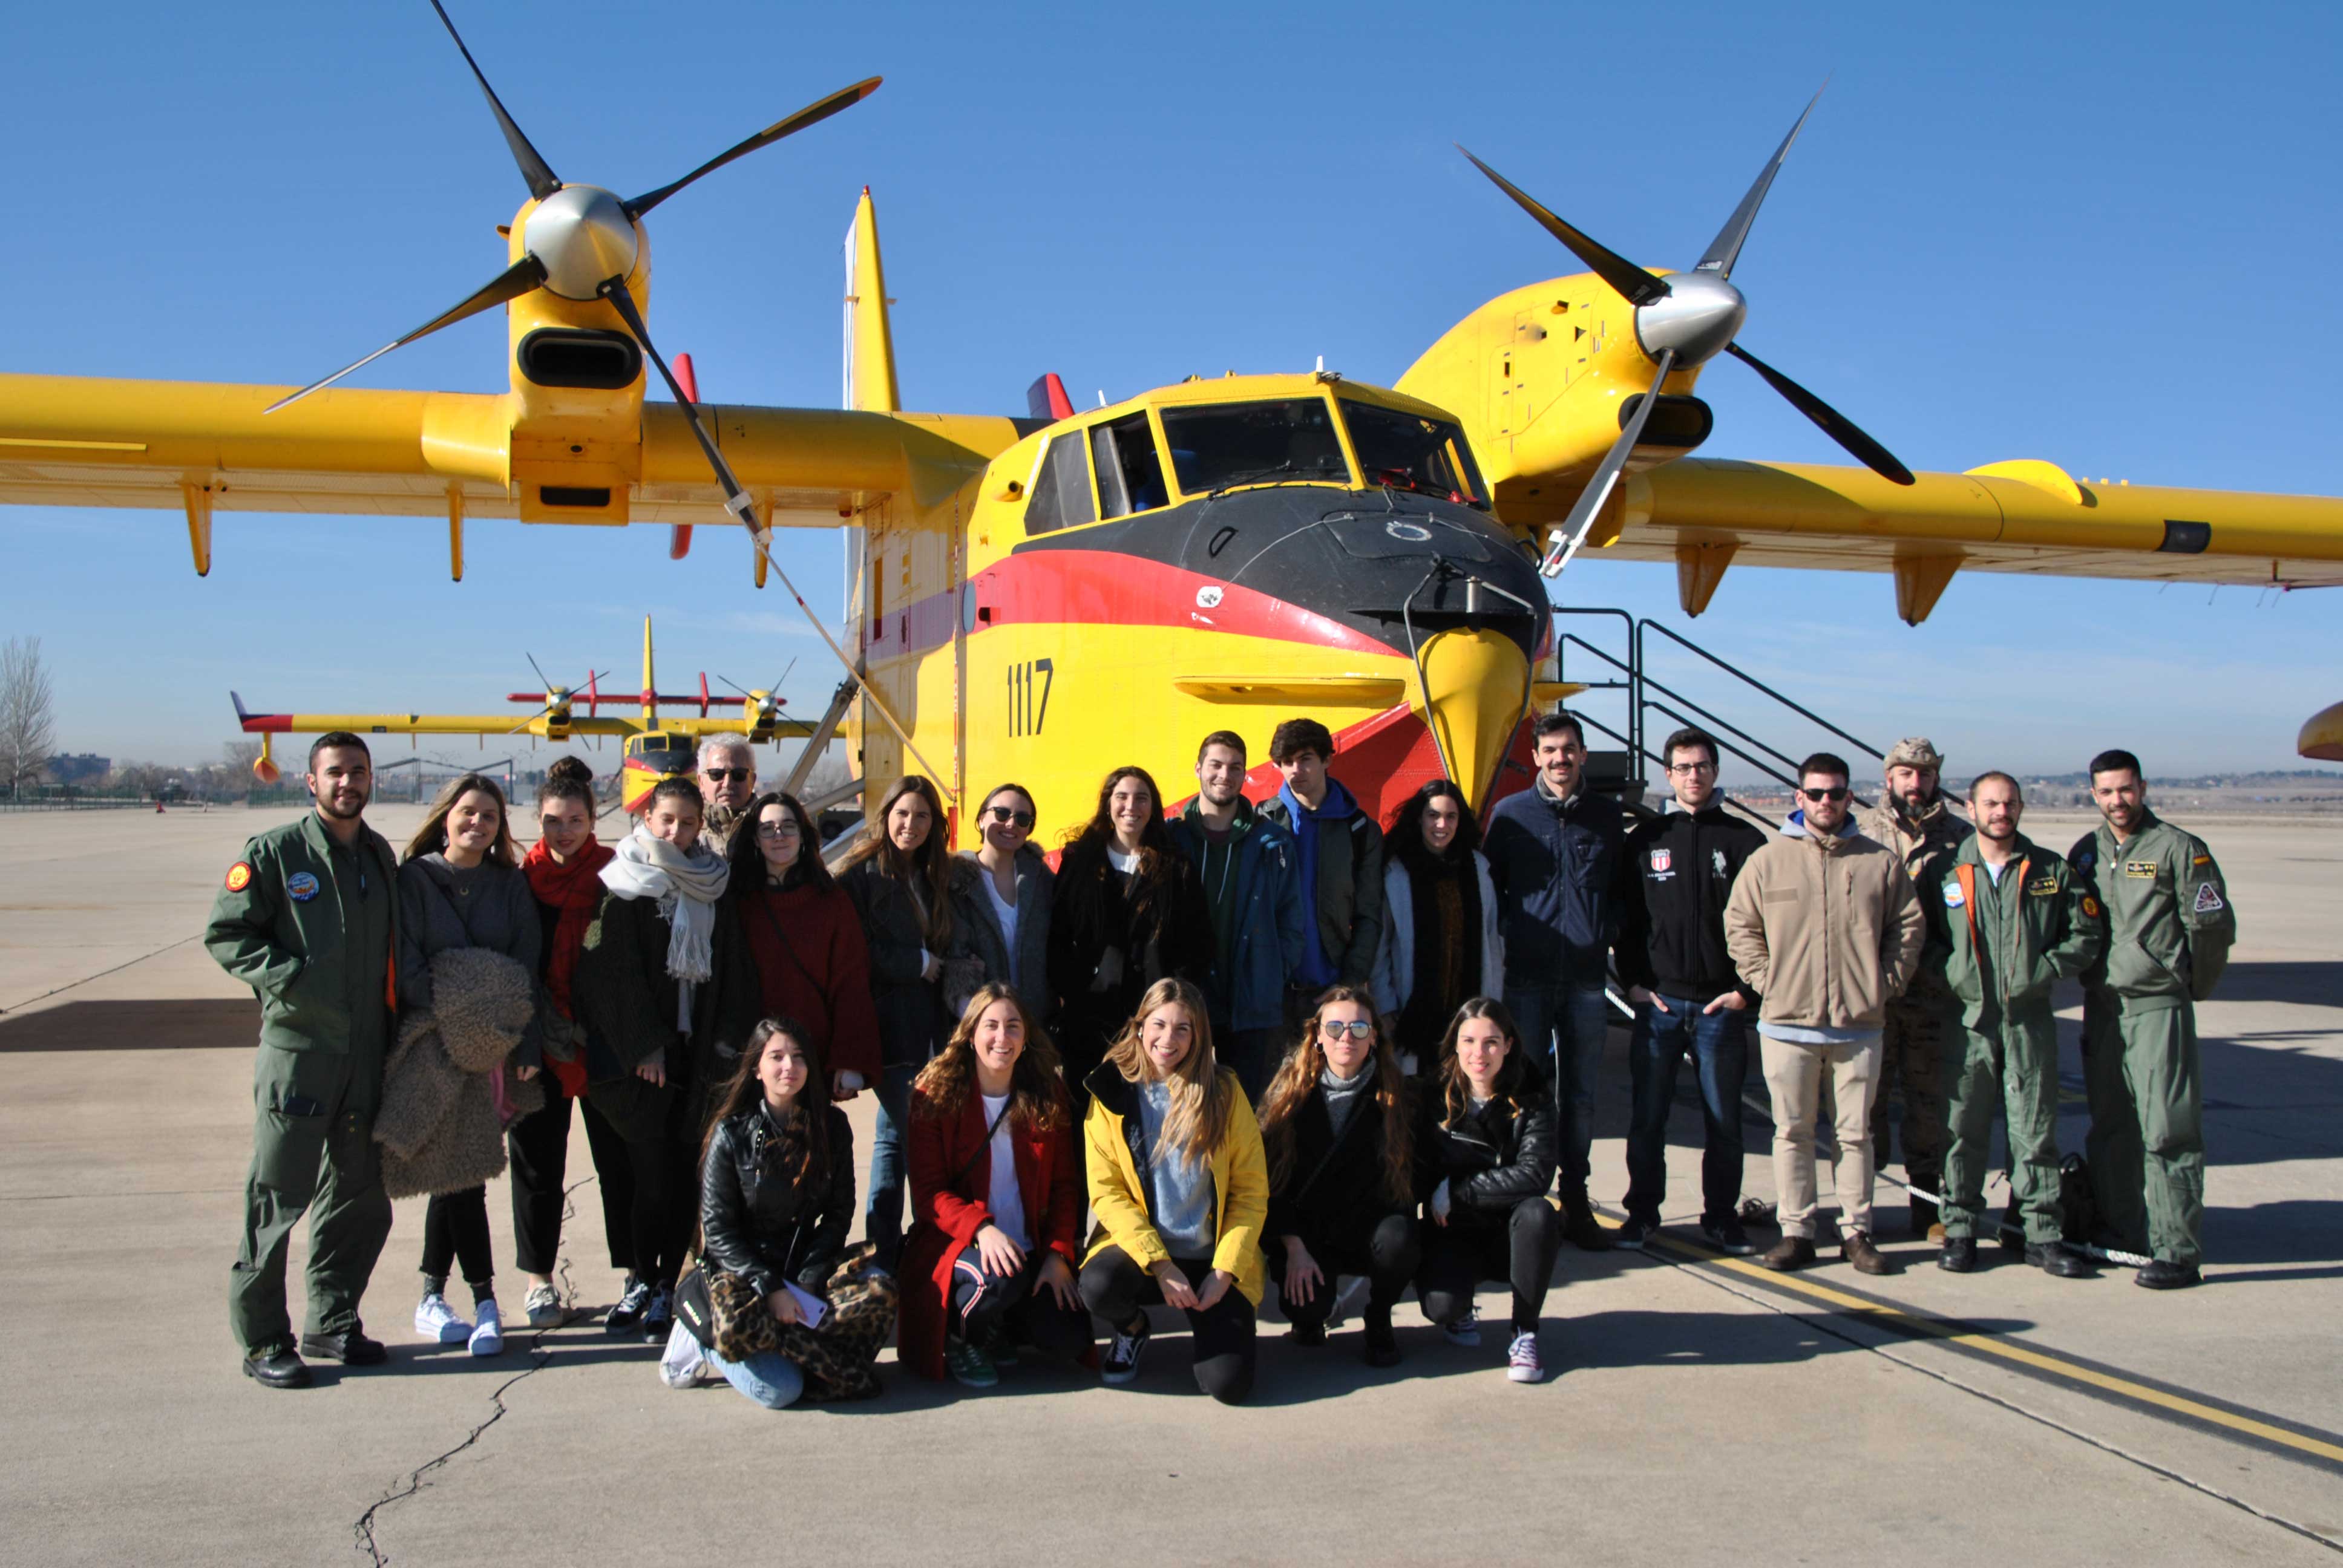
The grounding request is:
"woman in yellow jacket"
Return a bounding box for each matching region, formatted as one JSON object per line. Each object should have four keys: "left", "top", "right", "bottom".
{"left": 1078, "top": 976, "right": 1268, "bottom": 1404}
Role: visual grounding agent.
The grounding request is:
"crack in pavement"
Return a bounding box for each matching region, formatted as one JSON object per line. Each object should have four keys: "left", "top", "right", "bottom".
{"left": 352, "top": 1180, "right": 592, "bottom": 1565}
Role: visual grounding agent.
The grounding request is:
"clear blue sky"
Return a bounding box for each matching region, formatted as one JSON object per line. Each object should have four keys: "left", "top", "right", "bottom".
{"left": 4, "top": 0, "right": 2338, "bottom": 779}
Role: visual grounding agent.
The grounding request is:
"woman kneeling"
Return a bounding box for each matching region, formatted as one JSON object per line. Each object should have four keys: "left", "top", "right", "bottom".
{"left": 683, "top": 1020, "right": 897, "bottom": 1407}
{"left": 1256, "top": 986, "right": 1420, "bottom": 1367}
{"left": 900, "top": 985, "right": 1091, "bottom": 1388}
{"left": 1078, "top": 979, "right": 1268, "bottom": 1405}
{"left": 1415, "top": 999, "right": 1562, "bottom": 1385}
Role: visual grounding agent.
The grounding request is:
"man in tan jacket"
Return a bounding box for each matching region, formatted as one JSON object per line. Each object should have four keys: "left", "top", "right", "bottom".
{"left": 1725, "top": 753, "right": 1927, "bottom": 1275}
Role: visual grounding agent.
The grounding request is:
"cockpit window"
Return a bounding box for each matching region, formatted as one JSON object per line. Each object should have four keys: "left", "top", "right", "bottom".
{"left": 1159, "top": 399, "right": 1349, "bottom": 496}
{"left": 1024, "top": 431, "right": 1096, "bottom": 535}
{"left": 1091, "top": 413, "right": 1170, "bottom": 518}
{"left": 1340, "top": 399, "right": 1488, "bottom": 508}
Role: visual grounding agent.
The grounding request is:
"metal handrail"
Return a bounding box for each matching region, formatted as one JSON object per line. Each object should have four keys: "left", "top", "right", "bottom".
{"left": 1636, "top": 618, "right": 1884, "bottom": 762}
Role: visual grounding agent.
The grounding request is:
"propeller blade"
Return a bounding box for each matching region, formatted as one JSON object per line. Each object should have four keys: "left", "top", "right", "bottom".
{"left": 623, "top": 76, "right": 882, "bottom": 220}
{"left": 1725, "top": 341, "right": 1915, "bottom": 485}
{"left": 525, "top": 652, "right": 554, "bottom": 692}
{"left": 1456, "top": 145, "right": 1670, "bottom": 308}
{"left": 1694, "top": 85, "right": 1824, "bottom": 281}
{"left": 597, "top": 276, "right": 955, "bottom": 796}
{"left": 427, "top": 0, "right": 561, "bottom": 200}
{"left": 1540, "top": 350, "right": 1677, "bottom": 578}
{"left": 266, "top": 253, "right": 547, "bottom": 413}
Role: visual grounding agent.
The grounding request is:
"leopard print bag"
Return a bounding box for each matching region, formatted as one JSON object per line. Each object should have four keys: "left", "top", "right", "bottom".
{"left": 707, "top": 1243, "right": 899, "bottom": 1402}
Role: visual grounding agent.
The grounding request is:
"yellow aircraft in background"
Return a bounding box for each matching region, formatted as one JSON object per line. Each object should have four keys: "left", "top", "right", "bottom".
{"left": 233, "top": 615, "right": 813, "bottom": 812}
{"left": 4, "top": 11, "right": 2340, "bottom": 843}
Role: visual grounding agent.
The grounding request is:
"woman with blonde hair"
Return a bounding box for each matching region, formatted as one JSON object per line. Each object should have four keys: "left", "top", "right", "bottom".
{"left": 899, "top": 985, "right": 1090, "bottom": 1388}
{"left": 839, "top": 774, "right": 968, "bottom": 1267}
{"left": 1255, "top": 985, "right": 1419, "bottom": 1367}
{"left": 1076, "top": 978, "right": 1267, "bottom": 1403}
{"left": 393, "top": 773, "right": 541, "bottom": 1357}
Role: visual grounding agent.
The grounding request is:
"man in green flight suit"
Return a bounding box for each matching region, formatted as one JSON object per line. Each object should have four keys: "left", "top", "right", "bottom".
{"left": 2068, "top": 748, "right": 2236, "bottom": 1290}
{"left": 1935, "top": 772, "right": 2101, "bottom": 1278}
{"left": 205, "top": 732, "right": 400, "bottom": 1385}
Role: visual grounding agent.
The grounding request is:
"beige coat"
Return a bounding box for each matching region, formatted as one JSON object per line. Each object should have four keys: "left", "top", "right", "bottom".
{"left": 1724, "top": 825, "right": 1926, "bottom": 1031}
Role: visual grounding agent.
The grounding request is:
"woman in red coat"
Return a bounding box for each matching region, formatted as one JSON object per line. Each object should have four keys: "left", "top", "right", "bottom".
{"left": 900, "top": 984, "right": 1090, "bottom": 1387}
{"left": 723, "top": 791, "right": 882, "bottom": 1099}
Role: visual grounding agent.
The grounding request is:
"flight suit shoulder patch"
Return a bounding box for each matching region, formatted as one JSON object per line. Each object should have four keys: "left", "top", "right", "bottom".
{"left": 2193, "top": 881, "right": 2225, "bottom": 915}
{"left": 2080, "top": 894, "right": 2102, "bottom": 920}
{"left": 2192, "top": 854, "right": 2212, "bottom": 867}
{"left": 286, "top": 871, "right": 321, "bottom": 903}
{"left": 1942, "top": 880, "right": 1965, "bottom": 908}
{"left": 224, "top": 861, "right": 254, "bottom": 893}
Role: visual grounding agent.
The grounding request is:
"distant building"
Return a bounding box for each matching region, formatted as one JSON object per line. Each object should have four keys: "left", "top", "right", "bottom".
{"left": 45, "top": 753, "right": 109, "bottom": 785}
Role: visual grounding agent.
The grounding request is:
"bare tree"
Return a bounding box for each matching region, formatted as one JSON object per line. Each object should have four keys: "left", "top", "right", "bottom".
{"left": 0, "top": 636, "right": 56, "bottom": 796}
{"left": 223, "top": 739, "right": 264, "bottom": 780}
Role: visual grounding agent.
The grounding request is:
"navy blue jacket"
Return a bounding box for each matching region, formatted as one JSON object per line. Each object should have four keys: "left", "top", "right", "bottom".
{"left": 1483, "top": 779, "right": 1628, "bottom": 990}
{"left": 1168, "top": 800, "right": 1305, "bottom": 1033}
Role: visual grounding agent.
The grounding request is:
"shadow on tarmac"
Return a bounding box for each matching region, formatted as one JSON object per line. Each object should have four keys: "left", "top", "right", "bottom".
{"left": 0, "top": 996, "right": 256, "bottom": 1051}
{"left": 2201, "top": 960, "right": 2343, "bottom": 1007}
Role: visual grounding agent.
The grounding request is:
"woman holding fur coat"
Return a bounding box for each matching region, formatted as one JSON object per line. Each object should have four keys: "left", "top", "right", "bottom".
{"left": 572, "top": 776, "right": 757, "bottom": 1345}
{"left": 384, "top": 774, "right": 542, "bottom": 1358}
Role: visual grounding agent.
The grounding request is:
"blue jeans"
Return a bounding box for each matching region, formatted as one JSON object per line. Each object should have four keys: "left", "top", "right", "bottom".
{"left": 709, "top": 1345, "right": 804, "bottom": 1410}
{"left": 1624, "top": 995, "right": 1749, "bottom": 1226}
{"left": 1504, "top": 982, "right": 1611, "bottom": 1194}
{"left": 863, "top": 1062, "right": 920, "bottom": 1269}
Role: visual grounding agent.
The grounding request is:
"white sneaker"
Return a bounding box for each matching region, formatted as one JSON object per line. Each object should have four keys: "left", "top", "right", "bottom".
{"left": 522, "top": 1283, "right": 564, "bottom": 1328}
{"left": 658, "top": 1321, "right": 719, "bottom": 1389}
{"left": 415, "top": 1293, "right": 470, "bottom": 1344}
{"left": 1441, "top": 1305, "right": 1481, "bottom": 1348}
{"left": 1507, "top": 1330, "right": 1545, "bottom": 1383}
{"left": 468, "top": 1299, "right": 504, "bottom": 1357}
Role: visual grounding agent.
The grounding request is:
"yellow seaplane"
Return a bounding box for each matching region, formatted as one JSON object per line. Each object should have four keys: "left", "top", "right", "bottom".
{"left": 232, "top": 615, "right": 811, "bottom": 811}
{"left": 4, "top": 10, "right": 2339, "bottom": 841}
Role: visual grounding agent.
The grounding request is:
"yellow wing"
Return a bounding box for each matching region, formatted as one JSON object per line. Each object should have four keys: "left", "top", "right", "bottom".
{"left": 1588, "top": 456, "right": 2343, "bottom": 621}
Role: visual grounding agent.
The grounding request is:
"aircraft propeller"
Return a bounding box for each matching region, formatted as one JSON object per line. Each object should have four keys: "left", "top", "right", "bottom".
{"left": 718, "top": 659, "right": 798, "bottom": 735}
{"left": 264, "top": 2, "right": 878, "bottom": 413}
{"left": 1459, "top": 87, "right": 1915, "bottom": 578}
{"left": 507, "top": 664, "right": 609, "bottom": 734}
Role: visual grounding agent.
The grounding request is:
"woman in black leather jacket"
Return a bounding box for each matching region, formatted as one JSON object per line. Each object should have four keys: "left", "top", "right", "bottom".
{"left": 1412, "top": 998, "right": 1563, "bottom": 1385}
{"left": 679, "top": 1019, "right": 897, "bottom": 1407}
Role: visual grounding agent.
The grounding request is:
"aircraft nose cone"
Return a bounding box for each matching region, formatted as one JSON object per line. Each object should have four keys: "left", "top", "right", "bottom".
{"left": 525, "top": 185, "right": 641, "bottom": 300}
{"left": 1412, "top": 627, "right": 1531, "bottom": 811}
{"left": 1634, "top": 273, "right": 1746, "bottom": 366}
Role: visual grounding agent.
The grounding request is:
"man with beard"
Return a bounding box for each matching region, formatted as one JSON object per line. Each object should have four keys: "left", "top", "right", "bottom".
{"left": 1935, "top": 773, "right": 2100, "bottom": 1278}
{"left": 1854, "top": 737, "right": 1972, "bottom": 1240}
{"left": 2069, "top": 750, "right": 2236, "bottom": 1289}
{"left": 206, "top": 733, "right": 400, "bottom": 1387}
{"left": 1169, "top": 730, "right": 1303, "bottom": 1100}
{"left": 695, "top": 734, "right": 758, "bottom": 854}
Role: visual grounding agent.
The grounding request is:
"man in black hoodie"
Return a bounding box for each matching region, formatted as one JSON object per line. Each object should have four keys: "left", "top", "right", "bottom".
{"left": 1614, "top": 728, "right": 1768, "bottom": 1252}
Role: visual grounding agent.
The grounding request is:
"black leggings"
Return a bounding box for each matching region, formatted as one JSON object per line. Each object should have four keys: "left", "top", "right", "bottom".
{"left": 1418, "top": 1198, "right": 1562, "bottom": 1334}
{"left": 1078, "top": 1246, "right": 1256, "bottom": 1405}
{"left": 507, "top": 1092, "right": 637, "bottom": 1276}
{"left": 949, "top": 1249, "right": 1093, "bottom": 1366}
{"left": 1268, "top": 1214, "right": 1421, "bottom": 1328}
{"left": 421, "top": 1186, "right": 494, "bottom": 1301}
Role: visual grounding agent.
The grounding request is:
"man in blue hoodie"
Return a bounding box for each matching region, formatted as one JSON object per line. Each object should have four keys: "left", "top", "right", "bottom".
{"left": 1260, "top": 718, "right": 1387, "bottom": 1033}
{"left": 1170, "top": 730, "right": 1306, "bottom": 1100}
{"left": 1485, "top": 710, "right": 1627, "bottom": 1250}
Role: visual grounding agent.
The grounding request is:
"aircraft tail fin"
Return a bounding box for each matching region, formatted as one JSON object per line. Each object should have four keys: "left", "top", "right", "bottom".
{"left": 1026, "top": 373, "right": 1075, "bottom": 422}
{"left": 842, "top": 188, "right": 900, "bottom": 413}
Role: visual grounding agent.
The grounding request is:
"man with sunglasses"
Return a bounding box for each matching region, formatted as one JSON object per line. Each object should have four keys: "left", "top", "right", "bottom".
{"left": 695, "top": 736, "right": 759, "bottom": 854}
{"left": 1854, "top": 737, "right": 1973, "bottom": 1241}
{"left": 1725, "top": 753, "right": 1925, "bottom": 1275}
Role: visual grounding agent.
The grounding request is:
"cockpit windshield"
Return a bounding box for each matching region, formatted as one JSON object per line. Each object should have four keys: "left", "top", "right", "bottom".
{"left": 1159, "top": 399, "right": 1350, "bottom": 495}
{"left": 1340, "top": 399, "right": 1488, "bottom": 508}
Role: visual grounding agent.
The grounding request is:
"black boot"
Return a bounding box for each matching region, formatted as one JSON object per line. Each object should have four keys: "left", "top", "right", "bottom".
{"left": 1361, "top": 1307, "right": 1401, "bottom": 1368}
{"left": 1560, "top": 1190, "right": 1613, "bottom": 1252}
{"left": 2135, "top": 1258, "right": 2201, "bottom": 1290}
{"left": 1938, "top": 1236, "right": 1978, "bottom": 1273}
{"left": 2025, "top": 1242, "right": 2097, "bottom": 1278}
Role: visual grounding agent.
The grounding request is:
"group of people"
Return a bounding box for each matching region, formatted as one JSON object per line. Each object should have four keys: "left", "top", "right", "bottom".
{"left": 205, "top": 710, "right": 2235, "bottom": 1407}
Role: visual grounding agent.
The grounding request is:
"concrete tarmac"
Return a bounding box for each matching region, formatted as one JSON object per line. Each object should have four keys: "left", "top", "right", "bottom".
{"left": 2, "top": 804, "right": 2339, "bottom": 1565}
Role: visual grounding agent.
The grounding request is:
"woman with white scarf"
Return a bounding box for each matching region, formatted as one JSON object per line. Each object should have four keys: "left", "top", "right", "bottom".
{"left": 572, "top": 776, "right": 758, "bottom": 1344}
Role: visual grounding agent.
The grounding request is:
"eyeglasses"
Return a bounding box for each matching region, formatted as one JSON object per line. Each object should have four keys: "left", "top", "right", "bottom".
{"left": 1320, "top": 1019, "right": 1375, "bottom": 1041}
{"left": 1667, "top": 760, "right": 1717, "bottom": 775}
{"left": 986, "top": 806, "right": 1036, "bottom": 828}
{"left": 754, "top": 822, "right": 801, "bottom": 840}
{"left": 703, "top": 768, "right": 751, "bottom": 783}
{"left": 1800, "top": 786, "right": 1851, "bottom": 803}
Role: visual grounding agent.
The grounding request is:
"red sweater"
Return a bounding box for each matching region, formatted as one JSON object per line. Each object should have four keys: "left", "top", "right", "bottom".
{"left": 736, "top": 881, "right": 882, "bottom": 1082}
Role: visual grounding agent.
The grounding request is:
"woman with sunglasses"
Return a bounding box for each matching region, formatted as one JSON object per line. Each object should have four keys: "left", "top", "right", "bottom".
{"left": 1047, "top": 766, "right": 1211, "bottom": 1110}
{"left": 723, "top": 791, "right": 881, "bottom": 1105}
{"left": 1413, "top": 998, "right": 1563, "bottom": 1384}
{"left": 1254, "top": 986, "right": 1418, "bottom": 1367}
{"left": 1372, "top": 779, "right": 1504, "bottom": 1076}
{"left": 955, "top": 784, "right": 1054, "bottom": 1019}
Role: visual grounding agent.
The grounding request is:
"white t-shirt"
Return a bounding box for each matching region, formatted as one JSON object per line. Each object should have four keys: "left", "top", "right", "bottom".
{"left": 983, "top": 873, "right": 1019, "bottom": 960}
{"left": 1107, "top": 846, "right": 1139, "bottom": 876}
{"left": 981, "top": 1091, "right": 1029, "bottom": 1250}
{"left": 1984, "top": 860, "right": 2008, "bottom": 886}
